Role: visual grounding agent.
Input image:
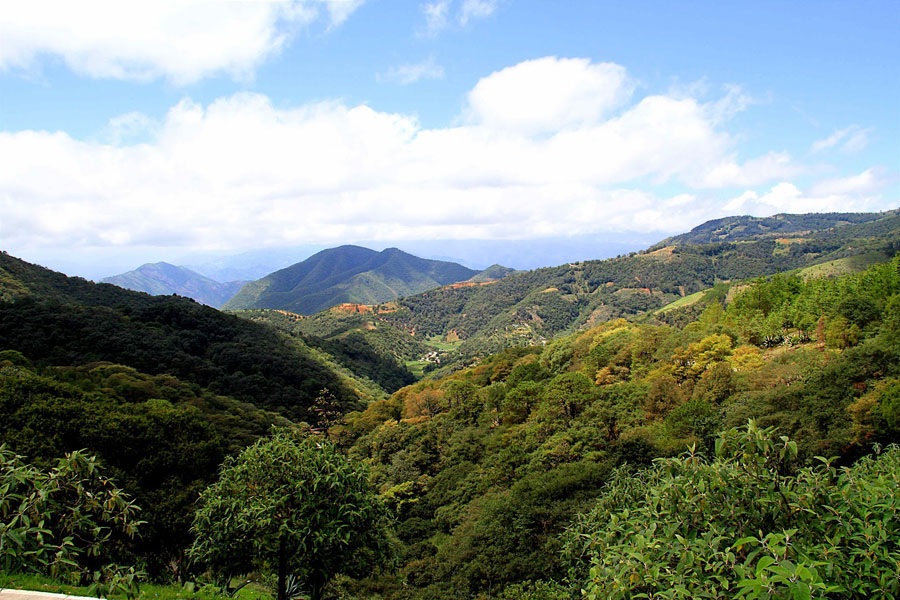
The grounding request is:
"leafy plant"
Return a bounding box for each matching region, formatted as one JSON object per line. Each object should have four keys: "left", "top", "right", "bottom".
{"left": 0, "top": 445, "right": 143, "bottom": 596}
{"left": 563, "top": 423, "right": 900, "bottom": 599}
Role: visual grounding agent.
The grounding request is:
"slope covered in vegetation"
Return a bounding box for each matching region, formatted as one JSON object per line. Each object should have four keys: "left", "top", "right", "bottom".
{"left": 330, "top": 256, "right": 900, "bottom": 598}
{"left": 292, "top": 210, "right": 900, "bottom": 372}
{"left": 0, "top": 251, "right": 381, "bottom": 420}
{"left": 224, "top": 246, "right": 479, "bottom": 315}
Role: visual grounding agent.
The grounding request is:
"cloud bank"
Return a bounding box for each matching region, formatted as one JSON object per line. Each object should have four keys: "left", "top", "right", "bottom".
{"left": 1, "top": 57, "right": 892, "bottom": 254}
{"left": 0, "top": 0, "right": 362, "bottom": 84}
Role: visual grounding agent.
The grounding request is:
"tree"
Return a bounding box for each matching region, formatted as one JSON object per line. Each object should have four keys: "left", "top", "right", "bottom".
{"left": 189, "top": 428, "right": 394, "bottom": 600}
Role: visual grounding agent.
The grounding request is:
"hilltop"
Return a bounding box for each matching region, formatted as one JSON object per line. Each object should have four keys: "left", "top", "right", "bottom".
{"left": 101, "top": 262, "right": 245, "bottom": 308}
{"left": 655, "top": 210, "right": 894, "bottom": 246}
{"left": 277, "top": 210, "right": 899, "bottom": 373}
{"left": 224, "top": 245, "right": 485, "bottom": 314}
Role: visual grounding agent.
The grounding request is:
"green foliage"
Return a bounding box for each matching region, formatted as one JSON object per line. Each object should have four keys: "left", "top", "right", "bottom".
{"left": 0, "top": 446, "right": 143, "bottom": 596}
{"left": 564, "top": 422, "right": 900, "bottom": 599}
{"left": 335, "top": 253, "right": 900, "bottom": 598}
{"left": 0, "top": 570, "right": 271, "bottom": 600}
{"left": 189, "top": 428, "right": 394, "bottom": 600}
{"left": 0, "top": 361, "right": 287, "bottom": 579}
{"left": 0, "top": 253, "right": 364, "bottom": 423}
{"left": 223, "top": 246, "right": 477, "bottom": 314}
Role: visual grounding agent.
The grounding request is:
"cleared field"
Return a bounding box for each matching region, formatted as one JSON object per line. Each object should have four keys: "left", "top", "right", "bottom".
{"left": 655, "top": 289, "right": 705, "bottom": 314}
{"left": 797, "top": 252, "right": 890, "bottom": 279}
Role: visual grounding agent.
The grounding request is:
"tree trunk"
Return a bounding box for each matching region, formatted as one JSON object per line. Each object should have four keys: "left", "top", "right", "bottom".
{"left": 309, "top": 564, "right": 326, "bottom": 600}
{"left": 309, "top": 577, "right": 324, "bottom": 600}
{"left": 277, "top": 536, "right": 287, "bottom": 600}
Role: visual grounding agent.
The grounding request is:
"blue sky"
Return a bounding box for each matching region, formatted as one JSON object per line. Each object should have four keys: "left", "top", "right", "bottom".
{"left": 1, "top": 0, "right": 898, "bottom": 276}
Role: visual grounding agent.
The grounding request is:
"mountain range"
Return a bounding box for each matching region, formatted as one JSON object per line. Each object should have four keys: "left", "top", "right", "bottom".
{"left": 101, "top": 262, "right": 245, "bottom": 308}
{"left": 2, "top": 213, "right": 898, "bottom": 599}
{"left": 223, "top": 245, "right": 486, "bottom": 315}
{"left": 272, "top": 209, "right": 900, "bottom": 373}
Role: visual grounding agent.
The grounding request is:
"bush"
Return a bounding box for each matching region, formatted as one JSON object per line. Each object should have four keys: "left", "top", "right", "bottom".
{"left": 563, "top": 422, "right": 900, "bottom": 599}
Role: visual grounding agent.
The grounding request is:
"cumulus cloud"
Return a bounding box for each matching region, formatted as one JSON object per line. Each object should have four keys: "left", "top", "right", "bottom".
{"left": 811, "top": 125, "right": 871, "bottom": 153}
{"left": 724, "top": 169, "right": 890, "bottom": 216}
{"left": 0, "top": 57, "right": 891, "bottom": 253}
{"left": 694, "top": 151, "right": 802, "bottom": 188}
{"left": 377, "top": 57, "right": 444, "bottom": 85}
{"left": 465, "top": 57, "right": 634, "bottom": 134}
{"left": 0, "top": 0, "right": 362, "bottom": 84}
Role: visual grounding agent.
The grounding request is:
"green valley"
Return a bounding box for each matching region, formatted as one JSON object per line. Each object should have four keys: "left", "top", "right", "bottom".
{"left": 2, "top": 210, "right": 899, "bottom": 600}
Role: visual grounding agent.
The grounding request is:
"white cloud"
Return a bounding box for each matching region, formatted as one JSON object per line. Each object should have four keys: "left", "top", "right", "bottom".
{"left": 0, "top": 0, "right": 363, "bottom": 84}
{"left": 419, "top": 0, "right": 497, "bottom": 36}
{"left": 458, "top": 0, "right": 499, "bottom": 25}
{"left": 377, "top": 57, "right": 444, "bottom": 85}
{"left": 811, "top": 125, "right": 871, "bottom": 153}
{"left": 465, "top": 57, "right": 634, "bottom": 134}
{"left": 694, "top": 151, "right": 802, "bottom": 188}
{"left": 421, "top": 1, "right": 451, "bottom": 36}
{"left": 724, "top": 169, "right": 890, "bottom": 216}
{"left": 0, "top": 57, "right": 891, "bottom": 254}
{"left": 808, "top": 167, "right": 888, "bottom": 197}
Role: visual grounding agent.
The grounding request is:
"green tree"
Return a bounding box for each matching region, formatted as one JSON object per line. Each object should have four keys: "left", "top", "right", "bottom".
{"left": 189, "top": 428, "right": 394, "bottom": 600}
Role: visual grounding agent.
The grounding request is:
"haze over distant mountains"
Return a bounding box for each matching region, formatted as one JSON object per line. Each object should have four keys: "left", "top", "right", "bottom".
{"left": 101, "top": 263, "right": 245, "bottom": 308}
{"left": 224, "top": 245, "right": 490, "bottom": 314}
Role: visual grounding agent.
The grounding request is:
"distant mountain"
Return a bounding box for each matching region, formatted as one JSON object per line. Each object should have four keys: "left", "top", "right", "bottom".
{"left": 101, "top": 262, "right": 244, "bottom": 308}
{"left": 186, "top": 245, "right": 328, "bottom": 282}
{"left": 657, "top": 210, "right": 894, "bottom": 246}
{"left": 223, "top": 245, "right": 481, "bottom": 314}
{"left": 286, "top": 210, "right": 900, "bottom": 373}
{"left": 468, "top": 264, "right": 518, "bottom": 282}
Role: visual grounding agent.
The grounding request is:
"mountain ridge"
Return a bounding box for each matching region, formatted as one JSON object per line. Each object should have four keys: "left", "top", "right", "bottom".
{"left": 281, "top": 209, "right": 900, "bottom": 374}
{"left": 224, "top": 245, "right": 485, "bottom": 314}
{"left": 101, "top": 262, "right": 245, "bottom": 308}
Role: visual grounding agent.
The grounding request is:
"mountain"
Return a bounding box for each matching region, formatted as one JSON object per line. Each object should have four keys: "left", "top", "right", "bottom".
{"left": 656, "top": 210, "right": 893, "bottom": 246}
{"left": 101, "top": 262, "right": 245, "bottom": 308}
{"left": 468, "top": 264, "right": 518, "bottom": 282}
{"left": 0, "top": 250, "right": 400, "bottom": 416}
{"left": 334, "top": 255, "right": 900, "bottom": 598}
{"left": 223, "top": 245, "right": 481, "bottom": 314}
{"left": 284, "top": 210, "right": 900, "bottom": 373}
{"left": 0, "top": 250, "right": 400, "bottom": 575}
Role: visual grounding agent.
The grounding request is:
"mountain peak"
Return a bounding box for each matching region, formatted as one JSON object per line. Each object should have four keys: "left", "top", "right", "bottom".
{"left": 101, "top": 263, "right": 244, "bottom": 307}
{"left": 224, "top": 246, "right": 478, "bottom": 314}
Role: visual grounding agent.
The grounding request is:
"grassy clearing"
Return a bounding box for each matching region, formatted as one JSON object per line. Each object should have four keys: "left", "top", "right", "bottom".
{"left": 797, "top": 252, "right": 889, "bottom": 279}
{"left": 0, "top": 573, "right": 272, "bottom": 600}
{"left": 425, "top": 337, "right": 462, "bottom": 352}
{"left": 405, "top": 360, "right": 429, "bottom": 378}
{"left": 655, "top": 289, "right": 705, "bottom": 314}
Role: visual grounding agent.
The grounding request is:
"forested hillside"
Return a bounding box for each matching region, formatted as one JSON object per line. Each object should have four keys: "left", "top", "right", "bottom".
{"left": 329, "top": 255, "right": 900, "bottom": 598}
{"left": 0, "top": 251, "right": 410, "bottom": 580}
{"left": 2, "top": 212, "right": 898, "bottom": 599}
{"left": 224, "top": 246, "right": 480, "bottom": 314}
{"left": 287, "top": 210, "right": 900, "bottom": 372}
{"left": 657, "top": 210, "right": 892, "bottom": 245}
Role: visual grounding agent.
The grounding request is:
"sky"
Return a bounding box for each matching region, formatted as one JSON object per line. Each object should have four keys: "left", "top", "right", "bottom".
{"left": 1, "top": 0, "right": 898, "bottom": 277}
